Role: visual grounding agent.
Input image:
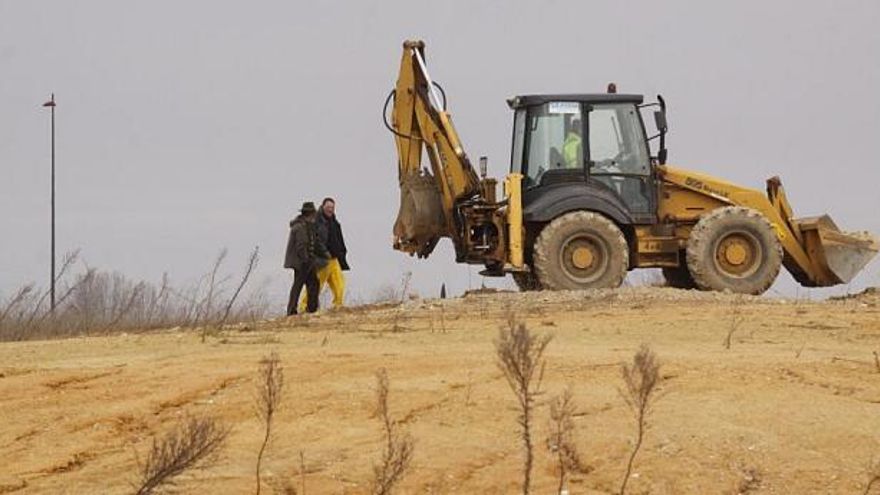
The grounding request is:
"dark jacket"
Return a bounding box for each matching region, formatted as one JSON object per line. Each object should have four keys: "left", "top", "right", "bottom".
{"left": 284, "top": 216, "right": 329, "bottom": 270}
{"left": 316, "top": 213, "right": 350, "bottom": 271}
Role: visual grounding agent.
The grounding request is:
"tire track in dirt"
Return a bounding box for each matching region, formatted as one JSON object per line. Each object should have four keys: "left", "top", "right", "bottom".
{"left": 778, "top": 367, "right": 869, "bottom": 400}
{"left": 0, "top": 368, "right": 36, "bottom": 379}
{"left": 42, "top": 369, "right": 123, "bottom": 390}
{"left": 447, "top": 448, "right": 516, "bottom": 488}
{"left": 152, "top": 374, "right": 247, "bottom": 415}
{"left": 0, "top": 479, "right": 27, "bottom": 494}
{"left": 398, "top": 396, "right": 452, "bottom": 425}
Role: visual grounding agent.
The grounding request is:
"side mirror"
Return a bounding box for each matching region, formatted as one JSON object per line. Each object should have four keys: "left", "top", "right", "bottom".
{"left": 653, "top": 110, "right": 668, "bottom": 133}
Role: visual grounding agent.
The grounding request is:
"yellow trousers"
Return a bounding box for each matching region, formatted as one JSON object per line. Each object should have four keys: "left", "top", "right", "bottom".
{"left": 299, "top": 258, "right": 345, "bottom": 311}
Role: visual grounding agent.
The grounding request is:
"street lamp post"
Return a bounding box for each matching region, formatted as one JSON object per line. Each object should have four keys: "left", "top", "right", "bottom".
{"left": 42, "top": 94, "right": 56, "bottom": 313}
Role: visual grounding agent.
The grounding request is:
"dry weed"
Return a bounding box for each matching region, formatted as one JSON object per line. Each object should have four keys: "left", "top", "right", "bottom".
{"left": 372, "top": 368, "right": 414, "bottom": 495}
{"left": 133, "top": 416, "right": 228, "bottom": 495}
{"left": 495, "top": 317, "right": 552, "bottom": 495}
{"left": 547, "top": 387, "right": 583, "bottom": 495}
{"left": 619, "top": 344, "right": 661, "bottom": 495}
{"left": 217, "top": 246, "right": 260, "bottom": 330}
{"left": 256, "top": 352, "right": 284, "bottom": 495}
{"left": 0, "top": 247, "right": 270, "bottom": 342}
{"left": 724, "top": 296, "right": 744, "bottom": 350}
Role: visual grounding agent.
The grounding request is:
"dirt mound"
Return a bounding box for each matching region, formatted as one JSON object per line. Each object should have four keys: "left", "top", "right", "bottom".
{"left": 830, "top": 286, "right": 880, "bottom": 306}
{"left": 1, "top": 287, "right": 879, "bottom": 493}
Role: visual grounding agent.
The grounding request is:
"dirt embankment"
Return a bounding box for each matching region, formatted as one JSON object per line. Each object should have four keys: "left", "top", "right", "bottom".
{"left": 1, "top": 287, "right": 879, "bottom": 494}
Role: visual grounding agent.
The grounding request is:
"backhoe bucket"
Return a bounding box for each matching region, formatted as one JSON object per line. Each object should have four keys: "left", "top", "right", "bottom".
{"left": 393, "top": 173, "right": 447, "bottom": 256}
{"left": 797, "top": 215, "right": 879, "bottom": 286}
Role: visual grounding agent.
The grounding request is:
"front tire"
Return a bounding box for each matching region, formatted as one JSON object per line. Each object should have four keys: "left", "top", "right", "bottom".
{"left": 686, "top": 206, "right": 782, "bottom": 295}
{"left": 533, "top": 211, "right": 628, "bottom": 290}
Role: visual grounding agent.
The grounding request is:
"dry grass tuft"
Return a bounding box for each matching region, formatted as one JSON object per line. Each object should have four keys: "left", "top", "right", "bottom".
{"left": 724, "top": 296, "right": 745, "bottom": 350}
{"left": 547, "top": 387, "right": 584, "bottom": 494}
{"left": 372, "top": 368, "right": 414, "bottom": 495}
{"left": 133, "top": 415, "right": 228, "bottom": 495}
{"left": 256, "top": 351, "right": 284, "bottom": 495}
{"left": 495, "top": 316, "right": 552, "bottom": 495}
{"left": 619, "top": 344, "right": 661, "bottom": 495}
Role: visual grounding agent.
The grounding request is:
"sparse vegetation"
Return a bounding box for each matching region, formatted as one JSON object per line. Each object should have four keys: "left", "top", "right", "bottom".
{"left": 0, "top": 248, "right": 269, "bottom": 342}
{"left": 619, "top": 344, "right": 661, "bottom": 495}
{"left": 133, "top": 416, "right": 228, "bottom": 495}
{"left": 256, "top": 352, "right": 284, "bottom": 495}
{"left": 369, "top": 271, "right": 414, "bottom": 305}
{"left": 547, "top": 387, "right": 583, "bottom": 495}
{"left": 495, "top": 316, "right": 552, "bottom": 495}
{"left": 724, "top": 296, "right": 745, "bottom": 350}
{"left": 219, "top": 246, "right": 260, "bottom": 329}
{"left": 3, "top": 283, "right": 879, "bottom": 493}
{"left": 372, "top": 368, "right": 414, "bottom": 495}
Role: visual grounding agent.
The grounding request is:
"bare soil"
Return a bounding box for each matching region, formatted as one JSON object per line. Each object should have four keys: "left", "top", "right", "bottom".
{"left": 2, "top": 287, "right": 880, "bottom": 494}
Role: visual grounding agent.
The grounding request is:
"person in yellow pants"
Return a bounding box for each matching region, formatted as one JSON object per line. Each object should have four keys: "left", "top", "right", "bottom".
{"left": 300, "top": 257, "right": 345, "bottom": 311}
{"left": 300, "top": 197, "right": 350, "bottom": 311}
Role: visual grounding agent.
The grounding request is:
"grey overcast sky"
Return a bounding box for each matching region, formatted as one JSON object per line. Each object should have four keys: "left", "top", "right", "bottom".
{"left": 2, "top": 0, "right": 879, "bottom": 305}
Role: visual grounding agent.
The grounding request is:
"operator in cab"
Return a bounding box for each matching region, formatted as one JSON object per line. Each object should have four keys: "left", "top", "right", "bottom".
{"left": 563, "top": 118, "right": 583, "bottom": 169}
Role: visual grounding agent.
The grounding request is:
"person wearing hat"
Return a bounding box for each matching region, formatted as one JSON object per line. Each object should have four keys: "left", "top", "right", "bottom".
{"left": 283, "top": 201, "right": 328, "bottom": 315}
{"left": 299, "top": 197, "right": 350, "bottom": 311}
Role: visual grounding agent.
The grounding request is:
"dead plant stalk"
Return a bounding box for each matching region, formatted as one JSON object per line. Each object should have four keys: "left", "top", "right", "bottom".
{"left": 372, "top": 368, "right": 414, "bottom": 495}
{"left": 724, "top": 296, "right": 744, "bottom": 350}
{"left": 133, "top": 416, "right": 228, "bottom": 495}
{"left": 548, "top": 387, "right": 582, "bottom": 495}
{"left": 217, "top": 246, "right": 260, "bottom": 329}
{"left": 619, "top": 345, "right": 661, "bottom": 495}
{"left": 495, "top": 317, "right": 552, "bottom": 495}
{"left": 256, "top": 352, "right": 284, "bottom": 495}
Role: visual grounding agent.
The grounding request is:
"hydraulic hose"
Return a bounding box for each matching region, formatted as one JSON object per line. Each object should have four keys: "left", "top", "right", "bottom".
{"left": 382, "top": 90, "right": 412, "bottom": 139}
{"left": 382, "top": 81, "right": 448, "bottom": 139}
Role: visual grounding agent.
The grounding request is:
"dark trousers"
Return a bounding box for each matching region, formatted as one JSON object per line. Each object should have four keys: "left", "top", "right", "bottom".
{"left": 288, "top": 266, "right": 319, "bottom": 315}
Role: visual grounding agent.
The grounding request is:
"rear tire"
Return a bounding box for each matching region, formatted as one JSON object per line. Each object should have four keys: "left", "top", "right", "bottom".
{"left": 533, "top": 211, "right": 628, "bottom": 290}
{"left": 512, "top": 271, "right": 542, "bottom": 292}
{"left": 686, "top": 206, "right": 782, "bottom": 295}
{"left": 662, "top": 263, "right": 697, "bottom": 289}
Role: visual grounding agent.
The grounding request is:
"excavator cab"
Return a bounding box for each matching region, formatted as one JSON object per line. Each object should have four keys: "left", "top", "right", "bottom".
{"left": 508, "top": 95, "right": 659, "bottom": 225}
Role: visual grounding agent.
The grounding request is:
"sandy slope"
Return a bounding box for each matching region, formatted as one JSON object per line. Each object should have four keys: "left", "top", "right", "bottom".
{"left": 1, "top": 287, "right": 879, "bottom": 494}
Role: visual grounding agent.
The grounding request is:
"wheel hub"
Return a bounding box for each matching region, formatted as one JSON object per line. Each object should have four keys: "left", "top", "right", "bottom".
{"left": 724, "top": 243, "right": 748, "bottom": 266}
{"left": 560, "top": 234, "right": 608, "bottom": 283}
{"left": 715, "top": 232, "right": 761, "bottom": 276}
{"left": 571, "top": 247, "right": 595, "bottom": 269}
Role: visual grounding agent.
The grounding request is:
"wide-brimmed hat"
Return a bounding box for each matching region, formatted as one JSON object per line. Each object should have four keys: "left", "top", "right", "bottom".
{"left": 300, "top": 201, "right": 317, "bottom": 214}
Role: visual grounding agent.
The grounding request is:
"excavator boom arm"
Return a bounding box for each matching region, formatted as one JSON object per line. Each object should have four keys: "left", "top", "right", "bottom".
{"left": 392, "top": 41, "right": 481, "bottom": 198}
{"left": 389, "top": 40, "right": 482, "bottom": 256}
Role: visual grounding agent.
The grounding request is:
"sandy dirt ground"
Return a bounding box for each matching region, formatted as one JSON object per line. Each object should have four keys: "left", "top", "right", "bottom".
{"left": 2, "top": 287, "right": 880, "bottom": 494}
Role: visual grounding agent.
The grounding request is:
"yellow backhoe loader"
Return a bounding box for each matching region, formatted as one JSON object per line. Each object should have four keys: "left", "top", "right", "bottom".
{"left": 384, "top": 40, "right": 878, "bottom": 295}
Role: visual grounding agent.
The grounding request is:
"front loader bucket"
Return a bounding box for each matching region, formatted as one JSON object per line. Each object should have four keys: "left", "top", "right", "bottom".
{"left": 393, "top": 173, "right": 447, "bottom": 257}
{"left": 797, "top": 215, "right": 879, "bottom": 286}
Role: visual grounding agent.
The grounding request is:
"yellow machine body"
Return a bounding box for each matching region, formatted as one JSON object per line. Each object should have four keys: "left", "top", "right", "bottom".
{"left": 387, "top": 39, "right": 878, "bottom": 291}
{"left": 654, "top": 165, "right": 878, "bottom": 286}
